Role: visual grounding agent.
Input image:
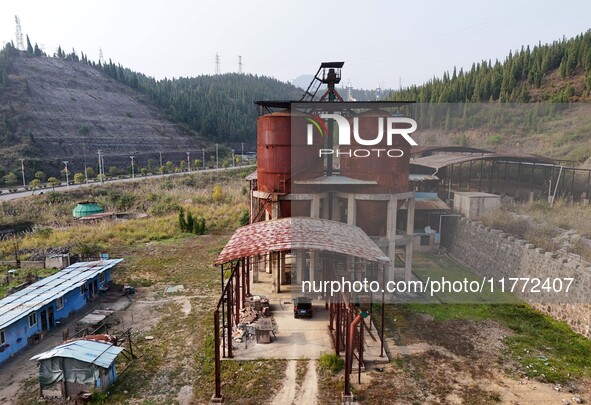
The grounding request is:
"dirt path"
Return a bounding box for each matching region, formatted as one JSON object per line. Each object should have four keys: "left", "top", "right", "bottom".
{"left": 270, "top": 359, "right": 318, "bottom": 405}
{"left": 295, "top": 359, "right": 318, "bottom": 405}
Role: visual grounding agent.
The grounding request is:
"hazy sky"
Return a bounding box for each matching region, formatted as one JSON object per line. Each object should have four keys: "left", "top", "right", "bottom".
{"left": 2, "top": 0, "right": 590, "bottom": 89}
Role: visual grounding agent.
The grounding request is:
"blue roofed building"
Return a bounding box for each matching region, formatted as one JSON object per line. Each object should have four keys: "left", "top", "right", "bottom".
{"left": 0, "top": 259, "right": 123, "bottom": 366}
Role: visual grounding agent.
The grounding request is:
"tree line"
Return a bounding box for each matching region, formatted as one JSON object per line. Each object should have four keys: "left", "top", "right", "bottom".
{"left": 389, "top": 30, "right": 591, "bottom": 103}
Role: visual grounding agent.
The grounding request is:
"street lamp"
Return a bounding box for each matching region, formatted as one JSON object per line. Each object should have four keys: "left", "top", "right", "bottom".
{"left": 62, "top": 161, "right": 70, "bottom": 189}
{"left": 130, "top": 156, "right": 135, "bottom": 179}
{"left": 19, "top": 158, "right": 25, "bottom": 189}
{"left": 186, "top": 152, "right": 191, "bottom": 172}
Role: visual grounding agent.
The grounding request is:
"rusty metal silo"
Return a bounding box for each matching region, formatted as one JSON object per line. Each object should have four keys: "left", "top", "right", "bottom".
{"left": 340, "top": 110, "right": 411, "bottom": 236}
{"left": 257, "top": 110, "right": 323, "bottom": 218}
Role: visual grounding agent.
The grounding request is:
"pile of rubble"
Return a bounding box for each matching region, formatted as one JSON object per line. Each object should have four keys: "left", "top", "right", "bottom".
{"left": 231, "top": 296, "right": 275, "bottom": 344}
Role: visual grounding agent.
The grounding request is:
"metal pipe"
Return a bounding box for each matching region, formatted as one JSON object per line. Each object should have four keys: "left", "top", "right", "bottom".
{"left": 226, "top": 280, "right": 233, "bottom": 358}
{"left": 214, "top": 310, "right": 222, "bottom": 399}
{"left": 345, "top": 313, "right": 364, "bottom": 396}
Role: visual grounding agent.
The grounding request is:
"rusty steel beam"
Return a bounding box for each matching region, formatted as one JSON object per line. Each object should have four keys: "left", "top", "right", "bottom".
{"left": 214, "top": 310, "right": 222, "bottom": 399}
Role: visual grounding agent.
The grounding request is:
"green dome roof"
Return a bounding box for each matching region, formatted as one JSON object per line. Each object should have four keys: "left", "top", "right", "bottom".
{"left": 73, "top": 202, "right": 104, "bottom": 218}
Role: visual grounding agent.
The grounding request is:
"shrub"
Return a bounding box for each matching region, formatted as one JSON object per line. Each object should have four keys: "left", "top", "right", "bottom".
{"left": 318, "top": 353, "right": 344, "bottom": 374}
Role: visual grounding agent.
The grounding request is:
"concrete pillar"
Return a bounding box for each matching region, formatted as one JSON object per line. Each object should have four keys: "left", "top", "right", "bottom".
{"left": 386, "top": 196, "right": 398, "bottom": 282}
{"left": 280, "top": 251, "right": 286, "bottom": 286}
{"left": 273, "top": 252, "right": 281, "bottom": 294}
{"left": 309, "top": 251, "right": 318, "bottom": 285}
{"left": 347, "top": 194, "right": 356, "bottom": 226}
{"left": 322, "top": 195, "right": 329, "bottom": 219}
{"left": 311, "top": 195, "right": 321, "bottom": 218}
{"left": 266, "top": 252, "right": 271, "bottom": 274}
{"left": 405, "top": 196, "right": 415, "bottom": 282}
{"left": 253, "top": 255, "right": 259, "bottom": 283}
{"left": 295, "top": 250, "right": 304, "bottom": 285}
{"left": 272, "top": 200, "right": 280, "bottom": 220}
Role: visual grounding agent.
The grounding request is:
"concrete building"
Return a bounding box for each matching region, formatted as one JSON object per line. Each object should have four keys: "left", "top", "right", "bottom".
{"left": 0, "top": 259, "right": 123, "bottom": 366}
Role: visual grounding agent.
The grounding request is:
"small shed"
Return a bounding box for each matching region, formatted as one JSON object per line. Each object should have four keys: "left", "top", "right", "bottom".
{"left": 73, "top": 202, "right": 104, "bottom": 219}
{"left": 453, "top": 191, "right": 501, "bottom": 220}
{"left": 31, "top": 339, "right": 123, "bottom": 398}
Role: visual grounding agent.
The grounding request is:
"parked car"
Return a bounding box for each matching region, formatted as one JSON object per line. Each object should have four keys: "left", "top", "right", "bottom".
{"left": 293, "top": 297, "right": 313, "bottom": 318}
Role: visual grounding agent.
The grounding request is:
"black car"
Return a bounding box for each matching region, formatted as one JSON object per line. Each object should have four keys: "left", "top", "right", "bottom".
{"left": 293, "top": 297, "right": 313, "bottom": 318}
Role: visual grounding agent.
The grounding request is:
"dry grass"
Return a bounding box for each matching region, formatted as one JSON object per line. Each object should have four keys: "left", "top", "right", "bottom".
{"left": 480, "top": 199, "right": 591, "bottom": 259}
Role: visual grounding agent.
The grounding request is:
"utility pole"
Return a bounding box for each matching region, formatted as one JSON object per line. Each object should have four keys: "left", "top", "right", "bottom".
{"left": 216, "top": 144, "right": 219, "bottom": 169}
{"left": 186, "top": 152, "right": 191, "bottom": 172}
{"left": 19, "top": 158, "right": 25, "bottom": 188}
{"left": 97, "top": 150, "right": 103, "bottom": 185}
{"left": 232, "top": 150, "right": 235, "bottom": 167}
{"left": 215, "top": 53, "right": 220, "bottom": 75}
{"left": 130, "top": 156, "right": 135, "bottom": 179}
{"left": 62, "top": 161, "right": 70, "bottom": 189}
{"left": 202, "top": 148, "right": 205, "bottom": 170}
{"left": 238, "top": 55, "right": 242, "bottom": 74}
{"left": 83, "top": 144, "right": 88, "bottom": 184}
{"left": 241, "top": 143, "right": 244, "bottom": 166}
{"left": 159, "top": 151, "right": 163, "bottom": 176}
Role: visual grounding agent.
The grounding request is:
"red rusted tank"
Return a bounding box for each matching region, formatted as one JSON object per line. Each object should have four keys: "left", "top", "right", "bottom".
{"left": 257, "top": 110, "right": 323, "bottom": 218}
{"left": 340, "top": 110, "right": 411, "bottom": 236}
{"left": 340, "top": 109, "right": 410, "bottom": 193}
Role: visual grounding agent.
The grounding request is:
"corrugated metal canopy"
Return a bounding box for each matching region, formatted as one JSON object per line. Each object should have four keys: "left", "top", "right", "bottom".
{"left": 31, "top": 340, "right": 123, "bottom": 369}
{"left": 411, "top": 153, "right": 554, "bottom": 170}
{"left": 0, "top": 259, "right": 123, "bottom": 330}
{"left": 215, "top": 217, "right": 390, "bottom": 265}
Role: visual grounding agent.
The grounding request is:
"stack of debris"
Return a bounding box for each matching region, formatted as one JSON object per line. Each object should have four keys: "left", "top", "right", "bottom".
{"left": 231, "top": 295, "right": 275, "bottom": 345}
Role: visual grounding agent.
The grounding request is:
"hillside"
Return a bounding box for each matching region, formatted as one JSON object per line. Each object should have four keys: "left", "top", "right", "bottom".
{"left": 0, "top": 50, "right": 203, "bottom": 176}
{"left": 387, "top": 30, "right": 591, "bottom": 163}
{"left": 0, "top": 44, "right": 302, "bottom": 179}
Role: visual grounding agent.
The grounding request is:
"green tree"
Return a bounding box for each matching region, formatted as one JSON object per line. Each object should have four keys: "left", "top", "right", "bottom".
{"left": 179, "top": 160, "right": 187, "bottom": 171}
{"left": 193, "top": 159, "right": 202, "bottom": 170}
{"left": 29, "top": 178, "right": 41, "bottom": 190}
{"left": 34, "top": 171, "right": 46, "bottom": 182}
{"left": 26, "top": 35, "right": 33, "bottom": 55}
{"left": 165, "top": 161, "right": 174, "bottom": 173}
{"left": 47, "top": 176, "right": 60, "bottom": 190}
{"left": 3, "top": 172, "right": 18, "bottom": 187}
{"left": 108, "top": 166, "right": 119, "bottom": 177}
{"left": 85, "top": 167, "right": 95, "bottom": 179}
{"left": 73, "top": 172, "right": 85, "bottom": 184}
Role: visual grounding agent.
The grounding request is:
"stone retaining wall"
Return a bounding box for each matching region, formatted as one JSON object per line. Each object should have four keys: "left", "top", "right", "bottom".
{"left": 443, "top": 217, "right": 591, "bottom": 337}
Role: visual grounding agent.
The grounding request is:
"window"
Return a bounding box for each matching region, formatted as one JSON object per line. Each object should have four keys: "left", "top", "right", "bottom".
{"left": 56, "top": 297, "right": 64, "bottom": 310}
{"left": 28, "top": 312, "right": 37, "bottom": 328}
{"left": 80, "top": 285, "right": 85, "bottom": 296}
{"left": 100, "top": 273, "right": 105, "bottom": 283}
{"left": 0, "top": 330, "right": 5, "bottom": 345}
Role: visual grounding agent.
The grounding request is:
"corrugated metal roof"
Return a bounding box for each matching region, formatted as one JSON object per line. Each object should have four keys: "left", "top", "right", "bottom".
{"left": 245, "top": 170, "right": 258, "bottom": 181}
{"left": 215, "top": 217, "right": 390, "bottom": 265}
{"left": 30, "top": 340, "right": 123, "bottom": 369}
{"left": 401, "top": 192, "right": 450, "bottom": 211}
{"left": 0, "top": 259, "right": 123, "bottom": 330}
{"left": 411, "top": 153, "right": 555, "bottom": 170}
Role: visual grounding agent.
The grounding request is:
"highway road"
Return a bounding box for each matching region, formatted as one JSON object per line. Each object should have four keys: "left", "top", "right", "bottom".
{"left": 0, "top": 165, "right": 254, "bottom": 202}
